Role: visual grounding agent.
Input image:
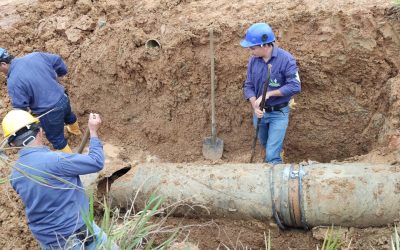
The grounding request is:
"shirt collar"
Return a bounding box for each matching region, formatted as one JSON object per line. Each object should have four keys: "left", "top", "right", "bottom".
{"left": 261, "top": 45, "right": 278, "bottom": 63}
{"left": 7, "top": 60, "right": 15, "bottom": 78}
{"left": 19, "top": 146, "right": 50, "bottom": 157}
{"left": 271, "top": 45, "right": 278, "bottom": 58}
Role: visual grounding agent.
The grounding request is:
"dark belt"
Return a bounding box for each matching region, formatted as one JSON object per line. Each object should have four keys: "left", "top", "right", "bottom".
{"left": 74, "top": 225, "right": 95, "bottom": 246}
{"left": 264, "top": 102, "right": 288, "bottom": 113}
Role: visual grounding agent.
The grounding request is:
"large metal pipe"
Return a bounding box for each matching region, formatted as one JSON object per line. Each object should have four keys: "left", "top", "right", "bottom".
{"left": 109, "top": 163, "right": 400, "bottom": 229}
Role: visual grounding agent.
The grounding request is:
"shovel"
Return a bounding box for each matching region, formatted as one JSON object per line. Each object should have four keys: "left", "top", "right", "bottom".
{"left": 75, "top": 127, "right": 90, "bottom": 154}
{"left": 202, "top": 28, "right": 224, "bottom": 160}
{"left": 250, "top": 64, "right": 272, "bottom": 163}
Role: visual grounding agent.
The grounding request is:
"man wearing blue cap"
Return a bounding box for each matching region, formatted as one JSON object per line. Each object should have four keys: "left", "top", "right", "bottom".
{"left": 0, "top": 48, "right": 82, "bottom": 153}
{"left": 241, "top": 23, "right": 301, "bottom": 164}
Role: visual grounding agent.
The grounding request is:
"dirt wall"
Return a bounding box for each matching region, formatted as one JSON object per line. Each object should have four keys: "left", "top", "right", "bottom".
{"left": 1, "top": 1, "right": 400, "bottom": 164}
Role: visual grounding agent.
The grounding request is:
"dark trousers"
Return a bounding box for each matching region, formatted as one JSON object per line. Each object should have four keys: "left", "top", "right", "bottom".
{"left": 38, "top": 94, "right": 77, "bottom": 150}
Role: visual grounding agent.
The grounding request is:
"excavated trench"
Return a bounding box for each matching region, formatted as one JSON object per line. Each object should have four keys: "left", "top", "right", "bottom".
{"left": 1, "top": 0, "right": 400, "bottom": 249}
{"left": 0, "top": 1, "right": 399, "bottom": 165}
{"left": 61, "top": 2, "right": 400, "bottom": 164}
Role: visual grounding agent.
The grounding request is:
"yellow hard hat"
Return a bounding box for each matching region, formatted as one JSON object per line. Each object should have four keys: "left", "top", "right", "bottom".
{"left": 2, "top": 110, "right": 39, "bottom": 138}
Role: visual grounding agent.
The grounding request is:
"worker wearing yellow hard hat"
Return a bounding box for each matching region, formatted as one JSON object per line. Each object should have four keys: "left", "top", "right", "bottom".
{"left": 2, "top": 109, "right": 40, "bottom": 147}
{"left": 2, "top": 109, "right": 39, "bottom": 137}
{"left": 1, "top": 110, "right": 118, "bottom": 249}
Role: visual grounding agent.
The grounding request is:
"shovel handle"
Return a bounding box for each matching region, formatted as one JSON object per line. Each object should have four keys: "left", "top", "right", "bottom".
{"left": 250, "top": 118, "right": 261, "bottom": 163}
{"left": 210, "top": 28, "right": 217, "bottom": 143}
{"left": 250, "top": 64, "right": 272, "bottom": 163}
{"left": 76, "top": 127, "right": 90, "bottom": 154}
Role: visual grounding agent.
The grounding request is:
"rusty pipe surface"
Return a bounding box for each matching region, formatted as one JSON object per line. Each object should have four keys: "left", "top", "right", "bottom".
{"left": 109, "top": 163, "right": 400, "bottom": 228}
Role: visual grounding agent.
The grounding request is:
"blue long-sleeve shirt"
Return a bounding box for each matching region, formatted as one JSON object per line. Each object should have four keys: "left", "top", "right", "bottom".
{"left": 243, "top": 46, "right": 301, "bottom": 106}
{"left": 7, "top": 52, "right": 67, "bottom": 114}
{"left": 10, "top": 137, "right": 104, "bottom": 246}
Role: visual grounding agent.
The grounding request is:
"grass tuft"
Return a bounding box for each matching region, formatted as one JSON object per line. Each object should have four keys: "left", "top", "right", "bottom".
{"left": 81, "top": 193, "right": 199, "bottom": 249}
{"left": 320, "top": 225, "right": 342, "bottom": 250}
{"left": 264, "top": 230, "right": 271, "bottom": 250}
{"left": 392, "top": 225, "right": 400, "bottom": 250}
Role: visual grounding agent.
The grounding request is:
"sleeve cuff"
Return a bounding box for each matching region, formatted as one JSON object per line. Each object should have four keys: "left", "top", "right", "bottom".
{"left": 89, "top": 137, "right": 103, "bottom": 146}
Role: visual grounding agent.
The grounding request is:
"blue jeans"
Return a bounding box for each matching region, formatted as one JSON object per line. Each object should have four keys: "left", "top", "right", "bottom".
{"left": 253, "top": 106, "right": 289, "bottom": 164}
{"left": 38, "top": 94, "right": 77, "bottom": 150}
{"left": 40, "top": 223, "right": 119, "bottom": 250}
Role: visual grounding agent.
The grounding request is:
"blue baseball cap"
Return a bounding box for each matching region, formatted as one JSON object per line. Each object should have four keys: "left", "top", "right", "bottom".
{"left": 0, "top": 48, "right": 10, "bottom": 60}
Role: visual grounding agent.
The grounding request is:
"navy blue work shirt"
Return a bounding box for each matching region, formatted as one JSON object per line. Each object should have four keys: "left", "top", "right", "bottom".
{"left": 10, "top": 138, "right": 104, "bottom": 246}
{"left": 7, "top": 52, "right": 67, "bottom": 114}
{"left": 243, "top": 46, "right": 301, "bottom": 106}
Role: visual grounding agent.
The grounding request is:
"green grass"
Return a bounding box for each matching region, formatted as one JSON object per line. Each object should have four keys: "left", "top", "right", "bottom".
{"left": 392, "top": 225, "right": 400, "bottom": 250}
{"left": 264, "top": 230, "right": 271, "bottom": 250}
{"left": 320, "top": 225, "right": 342, "bottom": 250}
{"left": 81, "top": 193, "right": 184, "bottom": 249}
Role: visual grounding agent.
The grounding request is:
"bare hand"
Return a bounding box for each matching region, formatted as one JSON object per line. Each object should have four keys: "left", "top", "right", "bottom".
{"left": 255, "top": 96, "right": 262, "bottom": 107}
{"left": 254, "top": 107, "right": 264, "bottom": 118}
{"left": 255, "top": 93, "right": 270, "bottom": 108}
{"left": 88, "top": 113, "right": 101, "bottom": 137}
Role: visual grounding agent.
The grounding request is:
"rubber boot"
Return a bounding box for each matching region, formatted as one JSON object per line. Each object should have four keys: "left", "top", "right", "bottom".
{"left": 60, "top": 144, "right": 72, "bottom": 153}
{"left": 66, "top": 121, "right": 82, "bottom": 136}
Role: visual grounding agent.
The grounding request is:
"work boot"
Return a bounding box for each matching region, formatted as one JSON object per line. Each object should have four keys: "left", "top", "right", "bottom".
{"left": 60, "top": 144, "right": 72, "bottom": 153}
{"left": 289, "top": 98, "right": 296, "bottom": 109}
{"left": 66, "top": 121, "right": 82, "bottom": 136}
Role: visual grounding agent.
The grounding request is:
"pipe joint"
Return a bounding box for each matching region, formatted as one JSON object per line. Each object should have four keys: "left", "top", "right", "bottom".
{"left": 270, "top": 164, "right": 308, "bottom": 229}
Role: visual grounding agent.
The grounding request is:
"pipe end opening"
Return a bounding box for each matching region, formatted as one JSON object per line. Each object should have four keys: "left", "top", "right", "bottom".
{"left": 145, "top": 39, "right": 161, "bottom": 49}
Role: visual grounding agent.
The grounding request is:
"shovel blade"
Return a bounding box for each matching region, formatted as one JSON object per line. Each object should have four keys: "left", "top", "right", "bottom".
{"left": 202, "top": 137, "right": 224, "bottom": 160}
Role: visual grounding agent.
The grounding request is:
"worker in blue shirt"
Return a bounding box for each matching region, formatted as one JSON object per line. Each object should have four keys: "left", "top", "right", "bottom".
{"left": 241, "top": 23, "right": 301, "bottom": 164}
{"left": 0, "top": 48, "right": 82, "bottom": 153}
{"left": 1, "top": 110, "right": 118, "bottom": 249}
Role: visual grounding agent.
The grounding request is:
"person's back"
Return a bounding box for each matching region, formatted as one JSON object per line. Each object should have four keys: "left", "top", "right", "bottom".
{"left": 2, "top": 110, "right": 117, "bottom": 249}
{"left": 7, "top": 52, "right": 66, "bottom": 114}
{"left": 11, "top": 146, "right": 103, "bottom": 246}
{"left": 0, "top": 48, "right": 83, "bottom": 153}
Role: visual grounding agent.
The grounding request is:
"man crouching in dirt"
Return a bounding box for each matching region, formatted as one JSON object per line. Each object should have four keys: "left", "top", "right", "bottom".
{"left": 1, "top": 110, "right": 118, "bottom": 250}
{"left": 0, "top": 47, "right": 82, "bottom": 153}
{"left": 241, "top": 23, "right": 301, "bottom": 164}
